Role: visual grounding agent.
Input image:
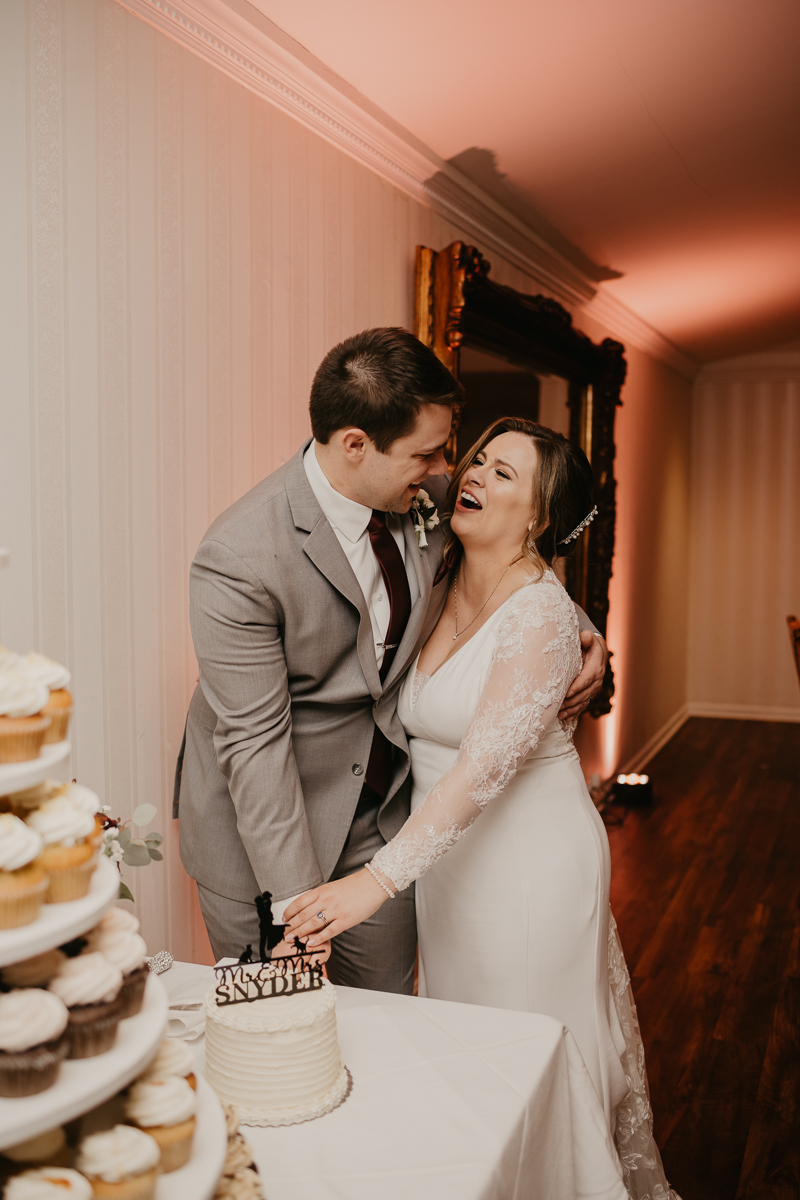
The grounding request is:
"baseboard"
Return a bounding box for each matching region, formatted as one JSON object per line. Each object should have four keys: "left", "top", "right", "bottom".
{"left": 616, "top": 704, "right": 691, "bottom": 777}
{"left": 592, "top": 700, "right": 800, "bottom": 809}
{"left": 687, "top": 702, "right": 800, "bottom": 724}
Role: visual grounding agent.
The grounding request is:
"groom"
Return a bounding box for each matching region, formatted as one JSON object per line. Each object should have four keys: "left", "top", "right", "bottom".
{"left": 177, "top": 327, "right": 606, "bottom": 993}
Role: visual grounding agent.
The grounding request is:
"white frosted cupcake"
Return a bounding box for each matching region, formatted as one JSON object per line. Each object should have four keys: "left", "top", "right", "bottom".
{"left": 60, "top": 783, "right": 104, "bottom": 847}
{"left": 3, "top": 1168, "right": 92, "bottom": 1199}
{"left": 92, "top": 908, "right": 140, "bottom": 936}
{"left": 27, "top": 796, "right": 97, "bottom": 903}
{"left": 18, "top": 653, "right": 72, "bottom": 744}
{"left": 86, "top": 930, "right": 149, "bottom": 1020}
{"left": 0, "top": 814, "right": 47, "bottom": 930}
{"left": 76, "top": 1126, "right": 160, "bottom": 1200}
{"left": 48, "top": 953, "right": 124, "bottom": 1059}
{"left": 124, "top": 1076, "right": 197, "bottom": 1173}
{"left": 0, "top": 989, "right": 69, "bottom": 1097}
{"left": 141, "top": 1038, "right": 196, "bottom": 1090}
{"left": 1, "top": 949, "right": 67, "bottom": 989}
{"left": 0, "top": 669, "right": 50, "bottom": 763}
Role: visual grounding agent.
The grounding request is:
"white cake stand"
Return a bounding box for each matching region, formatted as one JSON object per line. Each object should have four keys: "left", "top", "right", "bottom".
{"left": 0, "top": 740, "right": 71, "bottom": 793}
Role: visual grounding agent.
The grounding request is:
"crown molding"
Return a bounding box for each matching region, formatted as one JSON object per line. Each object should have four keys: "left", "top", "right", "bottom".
{"left": 115, "top": 0, "right": 694, "bottom": 377}
{"left": 115, "top": 0, "right": 597, "bottom": 306}
{"left": 696, "top": 347, "right": 800, "bottom": 382}
{"left": 582, "top": 289, "right": 699, "bottom": 381}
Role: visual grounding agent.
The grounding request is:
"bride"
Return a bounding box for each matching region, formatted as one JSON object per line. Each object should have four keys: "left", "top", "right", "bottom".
{"left": 285, "top": 417, "right": 679, "bottom": 1200}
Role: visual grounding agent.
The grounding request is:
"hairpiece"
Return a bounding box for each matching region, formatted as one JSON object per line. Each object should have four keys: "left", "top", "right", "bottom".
{"left": 559, "top": 505, "right": 598, "bottom": 545}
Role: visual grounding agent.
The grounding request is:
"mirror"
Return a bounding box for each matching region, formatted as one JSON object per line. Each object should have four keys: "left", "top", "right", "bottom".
{"left": 414, "top": 241, "right": 627, "bottom": 715}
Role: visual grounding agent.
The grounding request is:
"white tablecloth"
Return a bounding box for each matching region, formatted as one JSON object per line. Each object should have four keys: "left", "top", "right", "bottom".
{"left": 164, "top": 961, "right": 625, "bottom": 1200}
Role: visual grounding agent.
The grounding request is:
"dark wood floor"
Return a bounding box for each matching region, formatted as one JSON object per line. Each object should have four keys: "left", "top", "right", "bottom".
{"left": 607, "top": 717, "right": 800, "bottom": 1200}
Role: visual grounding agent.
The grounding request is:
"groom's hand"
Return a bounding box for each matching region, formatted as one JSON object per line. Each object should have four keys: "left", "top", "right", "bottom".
{"left": 559, "top": 631, "right": 607, "bottom": 720}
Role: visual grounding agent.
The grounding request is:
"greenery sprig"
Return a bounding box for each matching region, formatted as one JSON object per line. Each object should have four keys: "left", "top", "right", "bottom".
{"left": 100, "top": 803, "right": 164, "bottom": 903}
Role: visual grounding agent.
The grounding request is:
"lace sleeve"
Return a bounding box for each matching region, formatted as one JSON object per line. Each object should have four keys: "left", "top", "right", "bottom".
{"left": 371, "top": 575, "right": 582, "bottom": 892}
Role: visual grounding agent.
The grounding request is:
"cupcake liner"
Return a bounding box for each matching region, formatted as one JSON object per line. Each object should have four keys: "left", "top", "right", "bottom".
{"left": 44, "top": 851, "right": 97, "bottom": 904}
{"left": 0, "top": 869, "right": 49, "bottom": 930}
{"left": 0, "top": 1033, "right": 69, "bottom": 1097}
{"left": 117, "top": 965, "right": 149, "bottom": 1020}
{"left": 84, "top": 1167, "right": 159, "bottom": 1200}
{"left": 143, "top": 1118, "right": 195, "bottom": 1173}
{"left": 42, "top": 704, "right": 72, "bottom": 744}
{"left": 0, "top": 716, "right": 51, "bottom": 763}
{"left": 66, "top": 996, "right": 124, "bottom": 1059}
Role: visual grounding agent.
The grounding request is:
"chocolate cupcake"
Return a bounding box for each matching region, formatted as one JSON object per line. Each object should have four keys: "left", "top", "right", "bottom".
{"left": 0, "top": 989, "right": 69, "bottom": 1097}
{"left": 48, "top": 953, "right": 124, "bottom": 1059}
{"left": 86, "top": 929, "right": 149, "bottom": 1020}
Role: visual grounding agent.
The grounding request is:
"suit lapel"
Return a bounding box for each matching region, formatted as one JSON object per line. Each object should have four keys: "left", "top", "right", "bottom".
{"left": 286, "top": 447, "right": 382, "bottom": 701}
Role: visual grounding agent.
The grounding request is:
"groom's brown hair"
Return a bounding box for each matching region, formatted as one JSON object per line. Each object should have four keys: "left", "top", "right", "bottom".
{"left": 309, "top": 328, "right": 462, "bottom": 453}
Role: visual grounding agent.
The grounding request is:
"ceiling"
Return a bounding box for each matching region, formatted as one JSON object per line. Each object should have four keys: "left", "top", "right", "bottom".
{"left": 249, "top": 0, "right": 800, "bottom": 361}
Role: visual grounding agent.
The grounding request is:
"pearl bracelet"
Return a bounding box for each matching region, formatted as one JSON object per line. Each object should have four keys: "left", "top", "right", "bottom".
{"left": 365, "top": 862, "right": 396, "bottom": 899}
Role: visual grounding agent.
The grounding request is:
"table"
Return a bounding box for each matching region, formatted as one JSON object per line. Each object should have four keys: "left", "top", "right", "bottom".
{"left": 164, "top": 961, "right": 626, "bottom": 1200}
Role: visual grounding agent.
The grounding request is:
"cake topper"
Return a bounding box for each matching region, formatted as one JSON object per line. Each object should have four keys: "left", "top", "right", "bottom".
{"left": 238, "top": 889, "right": 305, "bottom": 964}
{"left": 214, "top": 889, "right": 323, "bottom": 1006}
{"left": 213, "top": 955, "right": 324, "bottom": 1006}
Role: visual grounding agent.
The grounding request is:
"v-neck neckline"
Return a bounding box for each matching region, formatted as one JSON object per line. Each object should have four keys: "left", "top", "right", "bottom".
{"left": 416, "top": 573, "right": 538, "bottom": 685}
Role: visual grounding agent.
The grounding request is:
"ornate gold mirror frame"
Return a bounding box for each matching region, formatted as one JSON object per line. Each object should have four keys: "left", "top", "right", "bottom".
{"left": 414, "top": 241, "right": 627, "bottom": 715}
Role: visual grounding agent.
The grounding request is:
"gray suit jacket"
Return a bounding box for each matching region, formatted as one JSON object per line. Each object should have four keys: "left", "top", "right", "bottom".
{"left": 178, "top": 442, "right": 450, "bottom": 906}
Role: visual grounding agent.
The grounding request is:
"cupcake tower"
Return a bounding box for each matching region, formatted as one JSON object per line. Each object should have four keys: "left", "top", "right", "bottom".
{"left": 0, "top": 659, "right": 227, "bottom": 1198}
{"left": 0, "top": 1034, "right": 213, "bottom": 1199}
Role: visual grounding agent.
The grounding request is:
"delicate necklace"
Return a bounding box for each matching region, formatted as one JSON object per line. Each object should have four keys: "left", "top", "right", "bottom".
{"left": 452, "top": 560, "right": 517, "bottom": 640}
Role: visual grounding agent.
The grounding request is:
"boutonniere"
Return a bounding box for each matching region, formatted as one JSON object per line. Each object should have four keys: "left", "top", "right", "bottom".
{"left": 410, "top": 489, "right": 440, "bottom": 549}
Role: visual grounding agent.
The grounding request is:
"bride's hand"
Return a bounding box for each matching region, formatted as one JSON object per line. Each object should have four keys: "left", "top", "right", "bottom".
{"left": 283, "top": 869, "right": 390, "bottom": 946}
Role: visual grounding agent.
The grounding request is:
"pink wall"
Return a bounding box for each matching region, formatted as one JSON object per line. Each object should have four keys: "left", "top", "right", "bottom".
{"left": 572, "top": 317, "right": 693, "bottom": 780}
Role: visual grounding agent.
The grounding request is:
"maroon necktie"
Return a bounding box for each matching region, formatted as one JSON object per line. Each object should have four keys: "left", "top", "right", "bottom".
{"left": 365, "top": 511, "right": 412, "bottom": 796}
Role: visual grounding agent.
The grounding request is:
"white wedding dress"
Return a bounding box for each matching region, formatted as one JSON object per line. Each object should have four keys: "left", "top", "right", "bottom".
{"left": 371, "top": 569, "right": 679, "bottom": 1200}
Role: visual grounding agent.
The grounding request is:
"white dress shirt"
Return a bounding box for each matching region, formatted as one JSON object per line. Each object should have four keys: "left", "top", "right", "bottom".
{"left": 272, "top": 442, "right": 420, "bottom": 925}
{"left": 303, "top": 441, "right": 420, "bottom": 670}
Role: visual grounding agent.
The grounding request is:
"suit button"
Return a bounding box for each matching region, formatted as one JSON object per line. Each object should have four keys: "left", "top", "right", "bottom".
{"left": 352, "top": 763, "right": 364, "bottom": 776}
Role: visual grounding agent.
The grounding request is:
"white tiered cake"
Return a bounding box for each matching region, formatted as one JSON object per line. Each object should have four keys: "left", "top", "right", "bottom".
{"left": 204, "top": 963, "right": 349, "bottom": 1127}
